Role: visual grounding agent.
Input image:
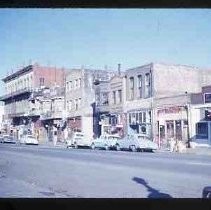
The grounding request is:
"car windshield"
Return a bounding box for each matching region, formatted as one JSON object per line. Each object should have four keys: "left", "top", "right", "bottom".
{"left": 75, "top": 134, "right": 84, "bottom": 137}
{"left": 28, "top": 135, "right": 35, "bottom": 138}
{"left": 108, "top": 137, "right": 120, "bottom": 140}
{"left": 136, "top": 135, "right": 149, "bottom": 140}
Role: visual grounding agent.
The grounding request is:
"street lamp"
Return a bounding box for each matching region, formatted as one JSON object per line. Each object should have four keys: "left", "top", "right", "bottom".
{"left": 185, "top": 91, "right": 190, "bottom": 148}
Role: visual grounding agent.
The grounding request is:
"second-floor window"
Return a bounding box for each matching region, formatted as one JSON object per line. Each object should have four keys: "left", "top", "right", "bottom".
{"left": 102, "top": 92, "right": 109, "bottom": 105}
{"left": 129, "top": 77, "right": 134, "bottom": 100}
{"left": 27, "top": 78, "right": 29, "bottom": 88}
{"left": 66, "top": 82, "right": 69, "bottom": 91}
{"left": 39, "top": 77, "right": 45, "bottom": 87}
{"left": 78, "top": 98, "right": 81, "bottom": 108}
{"left": 95, "top": 93, "right": 100, "bottom": 106}
{"left": 67, "top": 100, "right": 72, "bottom": 111}
{"left": 145, "top": 73, "right": 151, "bottom": 98}
{"left": 75, "top": 79, "right": 78, "bottom": 89}
{"left": 113, "top": 91, "right": 116, "bottom": 104}
{"left": 69, "top": 81, "right": 72, "bottom": 90}
{"left": 74, "top": 80, "right": 76, "bottom": 89}
{"left": 118, "top": 89, "right": 122, "bottom": 104}
{"left": 143, "top": 112, "right": 146, "bottom": 123}
{"left": 138, "top": 75, "right": 142, "bottom": 98}
{"left": 75, "top": 99, "right": 78, "bottom": 110}
{"left": 78, "top": 78, "right": 81, "bottom": 88}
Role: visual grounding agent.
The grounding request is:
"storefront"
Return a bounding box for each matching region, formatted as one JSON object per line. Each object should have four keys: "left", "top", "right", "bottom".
{"left": 67, "top": 116, "right": 82, "bottom": 132}
{"left": 195, "top": 121, "right": 211, "bottom": 145}
{"left": 127, "top": 109, "right": 152, "bottom": 137}
{"left": 157, "top": 106, "right": 188, "bottom": 148}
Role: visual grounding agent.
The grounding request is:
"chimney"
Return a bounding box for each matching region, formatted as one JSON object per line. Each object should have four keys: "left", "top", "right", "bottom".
{"left": 118, "top": 63, "right": 121, "bottom": 76}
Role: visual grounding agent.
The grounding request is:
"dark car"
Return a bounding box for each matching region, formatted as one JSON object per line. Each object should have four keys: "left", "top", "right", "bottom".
{"left": 1, "top": 135, "right": 17, "bottom": 144}
{"left": 202, "top": 187, "right": 211, "bottom": 198}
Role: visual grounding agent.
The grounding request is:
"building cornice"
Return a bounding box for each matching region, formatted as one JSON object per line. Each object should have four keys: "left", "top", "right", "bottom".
{"left": 2, "top": 65, "right": 33, "bottom": 83}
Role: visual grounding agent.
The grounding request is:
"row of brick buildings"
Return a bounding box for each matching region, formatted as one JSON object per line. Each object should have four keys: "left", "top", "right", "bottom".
{"left": 1, "top": 62, "right": 211, "bottom": 147}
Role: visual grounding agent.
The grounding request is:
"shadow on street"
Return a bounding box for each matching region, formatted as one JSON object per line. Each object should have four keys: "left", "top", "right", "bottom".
{"left": 132, "top": 177, "right": 172, "bottom": 198}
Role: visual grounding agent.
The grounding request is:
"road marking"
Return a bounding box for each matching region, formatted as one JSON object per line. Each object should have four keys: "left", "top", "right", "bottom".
{"left": 187, "top": 162, "right": 211, "bottom": 166}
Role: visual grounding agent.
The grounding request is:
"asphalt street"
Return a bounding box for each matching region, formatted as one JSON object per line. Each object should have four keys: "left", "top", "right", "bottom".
{"left": 0, "top": 143, "right": 211, "bottom": 198}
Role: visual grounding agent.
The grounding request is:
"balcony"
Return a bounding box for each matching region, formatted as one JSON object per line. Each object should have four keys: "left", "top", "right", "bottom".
{"left": 40, "top": 110, "right": 63, "bottom": 120}
{"left": 0, "top": 87, "right": 33, "bottom": 101}
{"left": 28, "top": 108, "right": 41, "bottom": 116}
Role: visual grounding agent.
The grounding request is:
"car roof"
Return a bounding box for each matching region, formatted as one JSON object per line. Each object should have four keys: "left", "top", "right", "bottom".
{"left": 101, "top": 135, "right": 120, "bottom": 138}
{"left": 27, "top": 135, "right": 35, "bottom": 137}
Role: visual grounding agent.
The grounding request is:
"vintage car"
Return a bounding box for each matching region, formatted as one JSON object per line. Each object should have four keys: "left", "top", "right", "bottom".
{"left": 66, "top": 132, "right": 90, "bottom": 148}
{"left": 115, "top": 134, "right": 158, "bottom": 152}
{"left": 20, "top": 135, "right": 39, "bottom": 145}
{"left": 90, "top": 134, "right": 121, "bottom": 150}
{"left": 0, "top": 135, "right": 17, "bottom": 144}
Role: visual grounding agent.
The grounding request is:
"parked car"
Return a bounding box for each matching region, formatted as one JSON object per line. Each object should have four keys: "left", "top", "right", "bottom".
{"left": 202, "top": 186, "right": 211, "bottom": 198}
{"left": 1, "top": 135, "right": 17, "bottom": 144}
{"left": 115, "top": 134, "right": 158, "bottom": 152}
{"left": 20, "top": 135, "right": 39, "bottom": 145}
{"left": 90, "top": 134, "right": 121, "bottom": 150}
{"left": 0, "top": 135, "right": 4, "bottom": 143}
{"left": 66, "top": 132, "right": 90, "bottom": 148}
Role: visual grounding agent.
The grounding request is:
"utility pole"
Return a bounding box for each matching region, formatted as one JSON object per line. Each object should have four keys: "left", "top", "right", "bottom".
{"left": 185, "top": 104, "right": 190, "bottom": 148}
{"left": 185, "top": 92, "right": 190, "bottom": 148}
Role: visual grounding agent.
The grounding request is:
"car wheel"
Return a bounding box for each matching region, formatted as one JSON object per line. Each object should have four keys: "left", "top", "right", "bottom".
{"left": 130, "top": 145, "right": 137, "bottom": 152}
{"left": 91, "top": 143, "right": 95, "bottom": 150}
{"left": 74, "top": 142, "right": 78, "bottom": 149}
{"left": 202, "top": 187, "right": 211, "bottom": 198}
{"left": 116, "top": 144, "right": 121, "bottom": 151}
{"left": 105, "top": 145, "right": 109, "bottom": 150}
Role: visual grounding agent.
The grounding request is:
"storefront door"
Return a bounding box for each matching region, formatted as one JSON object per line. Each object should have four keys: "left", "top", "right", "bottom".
{"left": 175, "top": 120, "right": 182, "bottom": 140}
{"left": 166, "top": 120, "right": 174, "bottom": 139}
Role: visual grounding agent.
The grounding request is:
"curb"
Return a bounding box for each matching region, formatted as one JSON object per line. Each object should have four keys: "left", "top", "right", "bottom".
{"left": 38, "top": 143, "right": 66, "bottom": 149}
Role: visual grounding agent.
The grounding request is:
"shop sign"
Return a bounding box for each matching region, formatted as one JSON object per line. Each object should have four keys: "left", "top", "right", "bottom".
{"left": 54, "top": 120, "right": 60, "bottom": 124}
{"left": 158, "top": 106, "right": 182, "bottom": 115}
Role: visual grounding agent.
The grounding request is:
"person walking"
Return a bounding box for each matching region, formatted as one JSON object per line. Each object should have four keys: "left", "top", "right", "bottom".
{"left": 169, "top": 137, "right": 176, "bottom": 152}
{"left": 52, "top": 126, "right": 57, "bottom": 146}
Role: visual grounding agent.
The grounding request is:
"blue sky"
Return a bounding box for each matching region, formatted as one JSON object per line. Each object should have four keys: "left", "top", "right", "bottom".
{"left": 0, "top": 9, "right": 211, "bottom": 83}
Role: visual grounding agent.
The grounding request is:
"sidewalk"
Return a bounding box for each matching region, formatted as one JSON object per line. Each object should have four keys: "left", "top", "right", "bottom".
{"left": 186, "top": 147, "right": 211, "bottom": 156}
{"left": 39, "top": 141, "right": 66, "bottom": 149}
{"left": 156, "top": 147, "right": 211, "bottom": 156}
{"left": 37, "top": 141, "right": 211, "bottom": 156}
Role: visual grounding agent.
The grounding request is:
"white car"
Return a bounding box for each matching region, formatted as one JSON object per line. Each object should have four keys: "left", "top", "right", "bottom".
{"left": 115, "top": 134, "right": 158, "bottom": 152}
{"left": 1, "top": 135, "right": 17, "bottom": 144}
{"left": 66, "top": 132, "right": 90, "bottom": 148}
{"left": 20, "top": 135, "right": 39, "bottom": 145}
{"left": 90, "top": 134, "right": 121, "bottom": 150}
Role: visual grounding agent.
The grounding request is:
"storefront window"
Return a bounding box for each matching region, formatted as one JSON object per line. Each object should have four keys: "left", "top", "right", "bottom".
{"left": 166, "top": 120, "right": 174, "bottom": 138}
{"left": 175, "top": 120, "right": 182, "bottom": 140}
{"left": 196, "top": 122, "right": 208, "bottom": 139}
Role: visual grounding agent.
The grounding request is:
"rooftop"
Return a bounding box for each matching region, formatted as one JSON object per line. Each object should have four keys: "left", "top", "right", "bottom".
{"left": 2, "top": 65, "right": 33, "bottom": 83}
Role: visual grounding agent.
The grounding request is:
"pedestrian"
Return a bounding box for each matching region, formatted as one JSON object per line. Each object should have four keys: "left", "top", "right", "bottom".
{"left": 53, "top": 129, "right": 57, "bottom": 146}
{"left": 64, "top": 128, "right": 68, "bottom": 143}
{"left": 177, "top": 140, "right": 186, "bottom": 153}
{"left": 36, "top": 129, "right": 39, "bottom": 141}
{"left": 169, "top": 137, "right": 176, "bottom": 152}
